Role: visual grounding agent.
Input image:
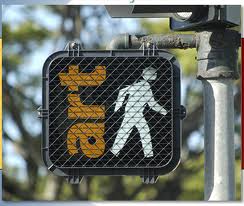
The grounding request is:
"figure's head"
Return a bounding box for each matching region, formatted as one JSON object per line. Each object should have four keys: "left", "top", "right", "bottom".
{"left": 142, "top": 67, "right": 157, "bottom": 81}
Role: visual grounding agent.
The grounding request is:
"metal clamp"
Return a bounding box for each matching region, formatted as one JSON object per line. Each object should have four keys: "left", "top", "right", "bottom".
{"left": 196, "top": 29, "right": 240, "bottom": 80}
{"left": 64, "top": 41, "right": 83, "bottom": 57}
{"left": 141, "top": 168, "right": 158, "bottom": 184}
{"left": 37, "top": 106, "right": 48, "bottom": 119}
{"left": 139, "top": 41, "right": 158, "bottom": 56}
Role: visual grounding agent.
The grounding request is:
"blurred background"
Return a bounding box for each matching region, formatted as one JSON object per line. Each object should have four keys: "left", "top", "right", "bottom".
{"left": 2, "top": 5, "right": 241, "bottom": 201}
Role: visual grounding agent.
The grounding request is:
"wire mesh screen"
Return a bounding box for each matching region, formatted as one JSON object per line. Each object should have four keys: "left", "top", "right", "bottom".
{"left": 47, "top": 55, "right": 174, "bottom": 169}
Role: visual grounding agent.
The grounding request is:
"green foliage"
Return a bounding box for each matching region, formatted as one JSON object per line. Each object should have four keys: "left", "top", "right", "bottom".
{"left": 141, "top": 19, "right": 171, "bottom": 34}
{"left": 2, "top": 20, "right": 52, "bottom": 75}
{"left": 4, "top": 21, "right": 50, "bottom": 44}
{"left": 178, "top": 155, "right": 204, "bottom": 200}
{"left": 173, "top": 49, "right": 197, "bottom": 76}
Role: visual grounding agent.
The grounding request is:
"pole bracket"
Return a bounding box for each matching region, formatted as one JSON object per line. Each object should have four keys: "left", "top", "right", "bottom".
{"left": 196, "top": 29, "right": 240, "bottom": 80}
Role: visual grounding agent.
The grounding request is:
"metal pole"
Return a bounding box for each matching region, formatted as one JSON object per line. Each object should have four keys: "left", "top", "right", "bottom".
{"left": 196, "top": 29, "right": 240, "bottom": 201}
{"left": 203, "top": 79, "right": 235, "bottom": 200}
{"left": 106, "top": 33, "right": 196, "bottom": 50}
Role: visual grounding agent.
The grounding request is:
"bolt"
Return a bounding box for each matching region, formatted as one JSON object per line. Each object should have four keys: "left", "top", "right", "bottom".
{"left": 70, "top": 42, "right": 79, "bottom": 50}
{"left": 146, "top": 42, "right": 151, "bottom": 48}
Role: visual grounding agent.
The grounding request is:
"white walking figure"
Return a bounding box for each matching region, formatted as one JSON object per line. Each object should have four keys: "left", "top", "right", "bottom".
{"left": 110, "top": 67, "right": 168, "bottom": 158}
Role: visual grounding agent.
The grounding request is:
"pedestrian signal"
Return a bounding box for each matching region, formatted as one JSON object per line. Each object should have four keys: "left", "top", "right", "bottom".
{"left": 40, "top": 49, "right": 185, "bottom": 184}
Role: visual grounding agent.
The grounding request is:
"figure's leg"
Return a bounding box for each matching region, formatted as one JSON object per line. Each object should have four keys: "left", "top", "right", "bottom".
{"left": 110, "top": 116, "right": 134, "bottom": 156}
{"left": 137, "top": 117, "right": 154, "bottom": 157}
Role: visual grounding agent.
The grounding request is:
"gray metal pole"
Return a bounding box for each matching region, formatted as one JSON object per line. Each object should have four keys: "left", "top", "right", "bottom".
{"left": 106, "top": 33, "right": 196, "bottom": 50}
{"left": 203, "top": 79, "right": 235, "bottom": 200}
{"left": 196, "top": 30, "right": 240, "bottom": 201}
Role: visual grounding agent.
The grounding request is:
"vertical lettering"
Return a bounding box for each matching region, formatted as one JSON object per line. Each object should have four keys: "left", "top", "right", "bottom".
{"left": 59, "top": 65, "right": 106, "bottom": 158}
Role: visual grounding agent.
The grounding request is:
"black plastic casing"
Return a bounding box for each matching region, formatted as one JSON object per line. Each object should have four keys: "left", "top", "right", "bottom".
{"left": 41, "top": 49, "right": 183, "bottom": 181}
{"left": 170, "top": 5, "right": 240, "bottom": 31}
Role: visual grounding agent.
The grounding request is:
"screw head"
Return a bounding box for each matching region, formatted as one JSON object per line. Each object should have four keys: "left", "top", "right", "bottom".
{"left": 146, "top": 42, "right": 151, "bottom": 48}
{"left": 70, "top": 42, "right": 79, "bottom": 50}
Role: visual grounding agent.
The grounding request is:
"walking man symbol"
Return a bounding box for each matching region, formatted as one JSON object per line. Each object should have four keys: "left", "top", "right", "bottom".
{"left": 111, "top": 67, "right": 168, "bottom": 158}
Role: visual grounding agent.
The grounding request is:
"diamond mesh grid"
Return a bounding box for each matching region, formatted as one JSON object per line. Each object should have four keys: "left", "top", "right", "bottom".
{"left": 47, "top": 56, "right": 174, "bottom": 169}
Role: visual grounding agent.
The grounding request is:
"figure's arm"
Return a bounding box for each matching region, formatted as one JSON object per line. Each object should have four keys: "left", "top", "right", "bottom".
{"left": 114, "top": 86, "right": 129, "bottom": 112}
{"left": 148, "top": 90, "right": 167, "bottom": 115}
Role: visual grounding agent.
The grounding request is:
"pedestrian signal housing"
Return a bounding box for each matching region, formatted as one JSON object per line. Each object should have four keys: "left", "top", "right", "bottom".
{"left": 40, "top": 48, "right": 185, "bottom": 184}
